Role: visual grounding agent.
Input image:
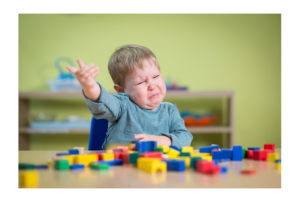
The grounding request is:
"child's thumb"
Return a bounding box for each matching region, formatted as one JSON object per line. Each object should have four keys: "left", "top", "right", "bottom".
{"left": 66, "top": 66, "right": 78, "bottom": 74}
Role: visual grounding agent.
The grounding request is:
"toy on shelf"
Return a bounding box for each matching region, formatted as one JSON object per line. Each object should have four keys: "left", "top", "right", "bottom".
{"left": 46, "top": 57, "right": 82, "bottom": 92}
{"left": 180, "top": 111, "right": 218, "bottom": 126}
{"left": 164, "top": 78, "right": 188, "bottom": 91}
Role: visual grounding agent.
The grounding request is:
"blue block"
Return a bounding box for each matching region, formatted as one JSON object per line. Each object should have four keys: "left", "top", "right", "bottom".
{"left": 220, "top": 167, "right": 228, "bottom": 173}
{"left": 221, "top": 149, "right": 232, "bottom": 159}
{"left": 56, "top": 153, "right": 69, "bottom": 156}
{"left": 232, "top": 146, "right": 243, "bottom": 161}
{"left": 162, "top": 159, "right": 185, "bottom": 171}
{"left": 36, "top": 165, "right": 48, "bottom": 169}
{"left": 135, "top": 141, "right": 157, "bottom": 152}
{"left": 68, "top": 149, "right": 79, "bottom": 154}
{"left": 97, "top": 159, "right": 123, "bottom": 166}
{"left": 70, "top": 164, "right": 85, "bottom": 169}
{"left": 199, "top": 145, "right": 219, "bottom": 153}
{"left": 212, "top": 151, "right": 224, "bottom": 160}
{"left": 213, "top": 160, "right": 218, "bottom": 166}
{"left": 169, "top": 145, "right": 180, "bottom": 151}
{"left": 276, "top": 159, "right": 281, "bottom": 163}
{"left": 219, "top": 158, "right": 231, "bottom": 162}
{"left": 248, "top": 147, "right": 260, "bottom": 150}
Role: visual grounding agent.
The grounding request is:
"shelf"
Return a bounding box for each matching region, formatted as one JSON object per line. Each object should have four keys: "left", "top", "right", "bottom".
{"left": 19, "top": 126, "right": 231, "bottom": 134}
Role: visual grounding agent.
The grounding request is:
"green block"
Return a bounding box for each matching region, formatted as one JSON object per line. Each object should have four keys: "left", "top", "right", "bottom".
{"left": 242, "top": 148, "right": 246, "bottom": 158}
{"left": 129, "top": 153, "right": 141, "bottom": 164}
{"left": 179, "top": 148, "right": 182, "bottom": 152}
{"left": 153, "top": 148, "right": 164, "bottom": 153}
{"left": 55, "top": 159, "right": 70, "bottom": 170}
{"left": 180, "top": 152, "right": 191, "bottom": 157}
{"left": 191, "top": 157, "right": 202, "bottom": 169}
{"left": 90, "top": 163, "right": 109, "bottom": 170}
{"left": 19, "top": 163, "right": 35, "bottom": 170}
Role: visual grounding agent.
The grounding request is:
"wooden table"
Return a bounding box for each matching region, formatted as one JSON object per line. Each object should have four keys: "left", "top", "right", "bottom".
{"left": 19, "top": 149, "right": 281, "bottom": 188}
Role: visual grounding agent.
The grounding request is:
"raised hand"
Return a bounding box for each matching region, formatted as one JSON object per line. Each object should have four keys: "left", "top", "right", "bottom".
{"left": 66, "top": 59, "right": 99, "bottom": 90}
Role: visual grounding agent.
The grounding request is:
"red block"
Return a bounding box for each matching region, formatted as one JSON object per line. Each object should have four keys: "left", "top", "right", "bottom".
{"left": 264, "top": 144, "right": 275, "bottom": 153}
{"left": 114, "top": 151, "right": 122, "bottom": 159}
{"left": 119, "top": 152, "right": 130, "bottom": 164}
{"left": 207, "top": 166, "right": 220, "bottom": 175}
{"left": 253, "top": 150, "right": 267, "bottom": 161}
{"left": 116, "top": 146, "right": 129, "bottom": 153}
{"left": 139, "top": 152, "right": 163, "bottom": 158}
{"left": 246, "top": 150, "right": 254, "bottom": 159}
{"left": 241, "top": 170, "right": 256, "bottom": 175}
{"left": 196, "top": 161, "right": 214, "bottom": 173}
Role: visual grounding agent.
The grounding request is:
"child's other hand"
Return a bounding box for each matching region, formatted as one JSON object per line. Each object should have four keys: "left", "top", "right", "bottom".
{"left": 133, "top": 134, "right": 172, "bottom": 146}
{"left": 66, "top": 59, "right": 99, "bottom": 90}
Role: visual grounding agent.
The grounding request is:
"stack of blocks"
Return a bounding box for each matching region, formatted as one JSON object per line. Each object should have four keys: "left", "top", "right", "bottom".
{"left": 19, "top": 142, "right": 281, "bottom": 187}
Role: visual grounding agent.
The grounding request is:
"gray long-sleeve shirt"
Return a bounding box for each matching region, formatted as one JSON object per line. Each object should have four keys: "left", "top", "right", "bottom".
{"left": 83, "top": 82, "right": 193, "bottom": 149}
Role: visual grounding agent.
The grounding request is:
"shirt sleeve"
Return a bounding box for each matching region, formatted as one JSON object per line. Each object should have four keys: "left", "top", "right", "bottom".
{"left": 160, "top": 104, "right": 193, "bottom": 148}
{"left": 82, "top": 81, "right": 128, "bottom": 122}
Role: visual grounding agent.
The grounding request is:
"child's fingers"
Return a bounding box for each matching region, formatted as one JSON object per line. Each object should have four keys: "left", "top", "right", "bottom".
{"left": 82, "top": 67, "right": 98, "bottom": 80}
{"left": 77, "top": 63, "right": 95, "bottom": 77}
{"left": 133, "top": 134, "right": 145, "bottom": 139}
{"left": 91, "top": 68, "right": 99, "bottom": 79}
{"left": 76, "top": 59, "right": 85, "bottom": 69}
{"left": 66, "top": 66, "right": 78, "bottom": 74}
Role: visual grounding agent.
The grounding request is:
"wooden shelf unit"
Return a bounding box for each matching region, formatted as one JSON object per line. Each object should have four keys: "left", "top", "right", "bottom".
{"left": 19, "top": 90, "right": 235, "bottom": 150}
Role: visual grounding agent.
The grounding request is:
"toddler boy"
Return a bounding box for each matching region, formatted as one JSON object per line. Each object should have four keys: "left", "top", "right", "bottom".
{"left": 66, "top": 44, "right": 193, "bottom": 149}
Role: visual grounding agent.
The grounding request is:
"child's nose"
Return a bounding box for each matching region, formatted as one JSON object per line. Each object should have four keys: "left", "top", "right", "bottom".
{"left": 148, "top": 83, "right": 156, "bottom": 91}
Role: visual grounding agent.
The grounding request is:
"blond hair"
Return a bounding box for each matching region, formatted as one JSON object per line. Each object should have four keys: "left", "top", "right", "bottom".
{"left": 108, "top": 44, "right": 160, "bottom": 88}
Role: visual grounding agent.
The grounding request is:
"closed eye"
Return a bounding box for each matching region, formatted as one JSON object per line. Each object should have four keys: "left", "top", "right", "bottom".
{"left": 137, "top": 81, "right": 145, "bottom": 85}
{"left": 154, "top": 75, "right": 160, "bottom": 78}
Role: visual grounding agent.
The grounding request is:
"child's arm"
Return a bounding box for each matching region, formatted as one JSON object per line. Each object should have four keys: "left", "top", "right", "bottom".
{"left": 133, "top": 134, "right": 172, "bottom": 146}
{"left": 66, "top": 59, "right": 100, "bottom": 101}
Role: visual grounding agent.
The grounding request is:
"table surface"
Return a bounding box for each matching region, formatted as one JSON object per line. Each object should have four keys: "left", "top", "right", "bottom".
{"left": 19, "top": 149, "right": 281, "bottom": 188}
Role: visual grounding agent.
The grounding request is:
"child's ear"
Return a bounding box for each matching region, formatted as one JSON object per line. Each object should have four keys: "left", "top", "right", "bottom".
{"left": 114, "top": 84, "right": 125, "bottom": 93}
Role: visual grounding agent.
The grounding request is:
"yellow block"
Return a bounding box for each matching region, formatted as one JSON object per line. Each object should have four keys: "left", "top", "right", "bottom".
{"left": 277, "top": 163, "right": 281, "bottom": 169}
{"left": 137, "top": 157, "right": 161, "bottom": 170}
{"left": 167, "top": 148, "right": 180, "bottom": 158}
{"left": 267, "top": 153, "right": 279, "bottom": 162}
{"left": 181, "top": 146, "right": 194, "bottom": 154}
{"left": 144, "top": 162, "right": 167, "bottom": 173}
{"left": 47, "top": 161, "right": 52, "bottom": 166}
{"left": 101, "top": 153, "right": 114, "bottom": 160}
{"left": 106, "top": 150, "right": 114, "bottom": 154}
{"left": 191, "top": 153, "right": 210, "bottom": 157}
{"left": 63, "top": 155, "right": 75, "bottom": 165}
{"left": 157, "top": 145, "right": 170, "bottom": 153}
{"left": 74, "top": 154, "right": 98, "bottom": 166}
{"left": 201, "top": 155, "right": 212, "bottom": 161}
{"left": 178, "top": 157, "right": 191, "bottom": 168}
{"left": 20, "top": 171, "right": 38, "bottom": 187}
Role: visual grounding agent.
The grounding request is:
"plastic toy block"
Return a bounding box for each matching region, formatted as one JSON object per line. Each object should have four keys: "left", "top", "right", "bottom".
{"left": 114, "top": 151, "right": 122, "bottom": 159}
{"left": 153, "top": 147, "right": 164, "bottom": 153}
{"left": 56, "top": 153, "right": 70, "bottom": 156}
{"left": 20, "top": 171, "right": 38, "bottom": 187}
{"left": 246, "top": 150, "right": 254, "bottom": 159}
{"left": 19, "top": 163, "right": 35, "bottom": 170}
{"left": 144, "top": 162, "right": 167, "bottom": 173}
{"left": 116, "top": 146, "right": 129, "bottom": 153}
{"left": 180, "top": 152, "right": 191, "bottom": 157}
{"left": 47, "top": 161, "right": 52, "bottom": 166}
{"left": 157, "top": 145, "right": 170, "bottom": 153}
{"left": 129, "top": 153, "right": 140, "bottom": 164}
{"left": 73, "top": 147, "right": 84, "bottom": 154}
{"left": 242, "top": 148, "right": 246, "bottom": 158}
{"left": 178, "top": 157, "right": 191, "bottom": 168}
{"left": 135, "top": 141, "right": 157, "bottom": 152}
{"left": 207, "top": 166, "right": 220, "bottom": 175}
{"left": 248, "top": 147, "right": 260, "bottom": 150}
{"left": 68, "top": 149, "right": 79, "bottom": 155}
{"left": 212, "top": 151, "right": 224, "bottom": 160}
{"left": 106, "top": 150, "right": 114, "bottom": 153}
{"left": 191, "top": 157, "right": 202, "bottom": 169}
{"left": 35, "top": 165, "right": 48, "bottom": 169}
{"left": 101, "top": 153, "right": 115, "bottom": 161}
{"left": 137, "top": 158, "right": 161, "bottom": 170}
{"left": 70, "top": 164, "right": 84, "bottom": 169}
{"left": 264, "top": 144, "right": 275, "bottom": 153}
{"left": 92, "top": 153, "right": 101, "bottom": 160}
{"left": 219, "top": 159, "right": 231, "bottom": 162}
{"left": 163, "top": 159, "right": 185, "bottom": 171}
{"left": 181, "top": 146, "right": 194, "bottom": 153}
{"left": 113, "top": 148, "right": 123, "bottom": 152}
{"left": 265, "top": 150, "right": 273, "bottom": 156}
{"left": 167, "top": 148, "right": 180, "bottom": 158}
{"left": 162, "top": 154, "right": 169, "bottom": 159}
{"left": 196, "top": 161, "right": 214, "bottom": 173}
{"left": 213, "top": 160, "right": 218, "bottom": 166}
{"left": 63, "top": 155, "right": 75, "bottom": 165}
{"left": 276, "top": 159, "right": 281, "bottom": 163}
{"left": 120, "top": 152, "right": 130, "bottom": 164}
{"left": 191, "top": 153, "right": 210, "bottom": 157}
{"left": 199, "top": 145, "right": 219, "bottom": 153}
{"left": 169, "top": 145, "right": 180, "bottom": 151}
{"left": 211, "top": 148, "right": 219, "bottom": 153}
{"left": 201, "top": 155, "right": 212, "bottom": 161}
{"left": 277, "top": 163, "right": 281, "bottom": 169}
{"left": 74, "top": 154, "right": 98, "bottom": 166}
{"left": 97, "top": 159, "right": 123, "bottom": 166}
{"left": 241, "top": 170, "right": 256, "bottom": 175}
{"left": 220, "top": 167, "right": 228, "bottom": 173}
{"left": 253, "top": 150, "right": 267, "bottom": 161}
{"left": 139, "top": 152, "right": 163, "bottom": 158}
{"left": 267, "top": 153, "right": 279, "bottom": 162}
{"left": 220, "top": 149, "right": 232, "bottom": 159}
{"left": 55, "top": 159, "right": 70, "bottom": 170}
{"left": 90, "top": 163, "right": 109, "bottom": 170}
{"left": 232, "top": 146, "right": 243, "bottom": 161}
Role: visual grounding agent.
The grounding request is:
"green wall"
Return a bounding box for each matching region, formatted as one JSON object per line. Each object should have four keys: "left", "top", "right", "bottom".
{"left": 19, "top": 14, "right": 281, "bottom": 150}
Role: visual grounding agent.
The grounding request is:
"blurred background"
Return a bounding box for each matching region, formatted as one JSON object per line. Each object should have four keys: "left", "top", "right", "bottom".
{"left": 19, "top": 14, "right": 280, "bottom": 151}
